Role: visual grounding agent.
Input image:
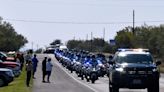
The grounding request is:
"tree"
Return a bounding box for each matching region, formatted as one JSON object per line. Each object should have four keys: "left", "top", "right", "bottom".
{"left": 115, "top": 27, "right": 134, "bottom": 48}
{"left": 67, "top": 38, "right": 110, "bottom": 52}
{"left": 114, "top": 24, "right": 164, "bottom": 61}
{"left": 0, "top": 17, "right": 28, "bottom": 51}
{"left": 50, "top": 39, "right": 61, "bottom": 46}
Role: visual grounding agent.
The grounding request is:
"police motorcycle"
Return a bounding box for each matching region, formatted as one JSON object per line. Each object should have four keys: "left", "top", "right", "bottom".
{"left": 96, "top": 58, "right": 106, "bottom": 77}
{"left": 106, "top": 55, "right": 113, "bottom": 77}
{"left": 65, "top": 53, "right": 74, "bottom": 73}
{"left": 67, "top": 52, "right": 76, "bottom": 73}
{"left": 69, "top": 54, "right": 78, "bottom": 73}
{"left": 84, "top": 55, "right": 99, "bottom": 83}
{"left": 73, "top": 54, "right": 82, "bottom": 76}
{"left": 83, "top": 56, "right": 92, "bottom": 82}
{"left": 61, "top": 52, "right": 70, "bottom": 67}
{"left": 54, "top": 49, "right": 63, "bottom": 61}
{"left": 96, "top": 54, "right": 107, "bottom": 77}
{"left": 79, "top": 55, "right": 87, "bottom": 80}
{"left": 90, "top": 55, "right": 99, "bottom": 83}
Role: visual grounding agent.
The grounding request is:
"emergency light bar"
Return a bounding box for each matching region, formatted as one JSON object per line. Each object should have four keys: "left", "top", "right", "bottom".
{"left": 118, "top": 48, "right": 149, "bottom": 52}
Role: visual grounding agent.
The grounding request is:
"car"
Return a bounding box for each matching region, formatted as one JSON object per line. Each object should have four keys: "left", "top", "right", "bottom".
{"left": 0, "top": 68, "right": 14, "bottom": 87}
{"left": 108, "top": 49, "right": 161, "bottom": 92}
{"left": 0, "top": 52, "right": 15, "bottom": 62}
{"left": 0, "top": 60, "right": 21, "bottom": 77}
{"left": 6, "top": 51, "right": 16, "bottom": 62}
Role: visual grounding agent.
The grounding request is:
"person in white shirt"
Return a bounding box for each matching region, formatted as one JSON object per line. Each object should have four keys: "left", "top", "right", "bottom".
{"left": 46, "top": 58, "right": 53, "bottom": 83}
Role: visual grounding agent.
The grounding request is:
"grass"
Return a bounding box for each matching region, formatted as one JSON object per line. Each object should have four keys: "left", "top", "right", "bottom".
{"left": 0, "top": 68, "right": 33, "bottom": 92}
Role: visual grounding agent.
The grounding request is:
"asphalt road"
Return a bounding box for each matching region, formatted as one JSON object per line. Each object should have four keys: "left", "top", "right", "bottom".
{"left": 33, "top": 54, "right": 164, "bottom": 92}
{"left": 33, "top": 54, "right": 94, "bottom": 92}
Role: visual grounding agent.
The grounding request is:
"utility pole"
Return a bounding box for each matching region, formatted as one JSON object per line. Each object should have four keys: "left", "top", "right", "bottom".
{"left": 86, "top": 34, "right": 88, "bottom": 41}
{"left": 102, "top": 28, "right": 105, "bottom": 52}
{"left": 91, "top": 32, "right": 93, "bottom": 52}
{"left": 36, "top": 44, "right": 39, "bottom": 50}
{"left": 133, "top": 10, "right": 135, "bottom": 34}
{"left": 103, "top": 28, "right": 105, "bottom": 41}
{"left": 31, "top": 42, "right": 34, "bottom": 50}
{"left": 73, "top": 36, "right": 75, "bottom": 40}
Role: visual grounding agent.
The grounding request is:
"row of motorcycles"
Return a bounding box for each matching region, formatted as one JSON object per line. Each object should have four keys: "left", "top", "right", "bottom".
{"left": 54, "top": 49, "right": 112, "bottom": 84}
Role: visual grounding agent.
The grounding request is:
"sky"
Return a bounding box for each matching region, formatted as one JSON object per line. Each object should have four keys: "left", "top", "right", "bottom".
{"left": 0, "top": 0, "right": 164, "bottom": 50}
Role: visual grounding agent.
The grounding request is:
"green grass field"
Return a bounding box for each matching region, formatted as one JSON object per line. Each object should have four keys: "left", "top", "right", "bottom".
{"left": 0, "top": 68, "right": 33, "bottom": 92}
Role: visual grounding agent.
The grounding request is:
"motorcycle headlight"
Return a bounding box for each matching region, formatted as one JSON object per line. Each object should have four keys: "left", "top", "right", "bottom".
{"left": 93, "top": 68, "right": 96, "bottom": 71}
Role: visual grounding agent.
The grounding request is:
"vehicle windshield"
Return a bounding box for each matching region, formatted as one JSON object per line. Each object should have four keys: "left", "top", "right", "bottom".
{"left": 117, "top": 54, "right": 153, "bottom": 64}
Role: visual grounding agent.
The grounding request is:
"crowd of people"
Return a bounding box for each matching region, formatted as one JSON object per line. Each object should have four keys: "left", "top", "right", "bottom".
{"left": 25, "top": 52, "right": 53, "bottom": 87}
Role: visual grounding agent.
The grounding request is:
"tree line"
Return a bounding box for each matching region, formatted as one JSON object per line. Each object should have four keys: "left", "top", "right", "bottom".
{"left": 66, "top": 24, "right": 164, "bottom": 61}
{"left": 0, "top": 17, "right": 28, "bottom": 51}
{"left": 115, "top": 24, "right": 164, "bottom": 60}
{"left": 66, "top": 38, "right": 110, "bottom": 53}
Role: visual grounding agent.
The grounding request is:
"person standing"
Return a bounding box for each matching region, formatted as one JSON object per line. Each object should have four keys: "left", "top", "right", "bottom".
{"left": 25, "top": 52, "right": 32, "bottom": 64}
{"left": 26, "top": 60, "right": 33, "bottom": 87}
{"left": 19, "top": 53, "right": 25, "bottom": 71}
{"left": 42, "top": 57, "right": 47, "bottom": 82}
{"left": 46, "top": 58, "right": 53, "bottom": 83}
{"left": 32, "top": 54, "right": 39, "bottom": 79}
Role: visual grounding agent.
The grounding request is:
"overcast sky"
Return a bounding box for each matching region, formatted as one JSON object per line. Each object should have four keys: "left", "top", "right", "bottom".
{"left": 0, "top": 0, "right": 164, "bottom": 50}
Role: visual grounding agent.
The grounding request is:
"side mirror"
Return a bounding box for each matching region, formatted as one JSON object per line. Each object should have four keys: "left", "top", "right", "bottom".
{"left": 156, "top": 61, "right": 161, "bottom": 66}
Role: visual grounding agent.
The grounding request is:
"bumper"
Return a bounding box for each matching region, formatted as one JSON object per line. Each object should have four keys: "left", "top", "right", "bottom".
{"left": 13, "top": 70, "right": 21, "bottom": 77}
{"left": 6, "top": 76, "right": 14, "bottom": 83}
{"left": 111, "top": 72, "right": 159, "bottom": 89}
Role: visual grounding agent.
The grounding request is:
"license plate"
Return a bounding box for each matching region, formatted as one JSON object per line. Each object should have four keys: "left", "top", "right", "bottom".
{"left": 133, "top": 79, "right": 141, "bottom": 84}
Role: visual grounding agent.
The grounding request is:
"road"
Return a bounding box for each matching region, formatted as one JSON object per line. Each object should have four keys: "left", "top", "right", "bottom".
{"left": 33, "top": 54, "right": 164, "bottom": 92}
{"left": 33, "top": 54, "right": 94, "bottom": 92}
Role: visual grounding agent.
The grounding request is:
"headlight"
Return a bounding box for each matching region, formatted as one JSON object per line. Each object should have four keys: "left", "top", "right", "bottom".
{"left": 93, "top": 68, "right": 96, "bottom": 71}
{"left": 152, "top": 68, "right": 158, "bottom": 72}
{"left": 116, "top": 68, "right": 126, "bottom": 74}
{"left": 5, "top": 71, "right": 14, "bottom": 77}
{"left": 116, "top": 68, "right": 124, "bottom": 72}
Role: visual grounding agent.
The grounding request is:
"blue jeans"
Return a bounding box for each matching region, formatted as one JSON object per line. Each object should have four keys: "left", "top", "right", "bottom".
{"left": 46, "top": 71, "right": 51, "bottom": 82}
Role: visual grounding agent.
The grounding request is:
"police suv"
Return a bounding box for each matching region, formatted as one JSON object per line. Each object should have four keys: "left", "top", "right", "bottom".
{"left": 109, "top": 49, "right": 161, "bottom": 92}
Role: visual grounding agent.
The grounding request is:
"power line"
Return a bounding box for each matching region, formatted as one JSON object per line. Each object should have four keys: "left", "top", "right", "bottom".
{"left": 3, "top": 18, "right": 164, "bottom": 25}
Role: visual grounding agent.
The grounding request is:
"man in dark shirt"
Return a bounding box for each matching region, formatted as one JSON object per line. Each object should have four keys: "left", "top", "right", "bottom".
{"left": 32, "top": 54, "right": 39, "bottom": 78}
{"left": 42, "top": 57, "right": 47, "bottom": 82}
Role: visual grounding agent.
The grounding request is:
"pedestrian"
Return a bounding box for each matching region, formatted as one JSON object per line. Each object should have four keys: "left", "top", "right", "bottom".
{"left": 32, "top": 54, "right": 39, "bottom": 79}
{"left": 19, "top": 53, "right": 25, "bottom": 71}
{"left": 42, "top": 57, "right": 47, "bottom": 82}
{"left": 46, "top": 58, "right": 53, "bottom": 83}
{"left": 26, "top": 60, "right": 33, "bottom": 87}
{"left": 25, "top": 52, "right": 32, "bottom": 64}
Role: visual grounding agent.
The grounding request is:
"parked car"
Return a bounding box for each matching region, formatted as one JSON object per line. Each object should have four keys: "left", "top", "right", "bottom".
{"left": 0, "top": 52, "right": 15, "bottom": 62}
{"left": 0, "top": 60, "right": 21, "bottom": 77}
{"left": 6, "top": 51, "right": 16, "bottom": 62}
{"left": 0, "top": 68, "right": 14, "bottom": 87}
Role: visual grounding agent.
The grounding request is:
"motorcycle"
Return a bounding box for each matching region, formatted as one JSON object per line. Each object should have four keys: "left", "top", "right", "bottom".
{"left": 89, "top": 66, "right": 98, "bottom": 84}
